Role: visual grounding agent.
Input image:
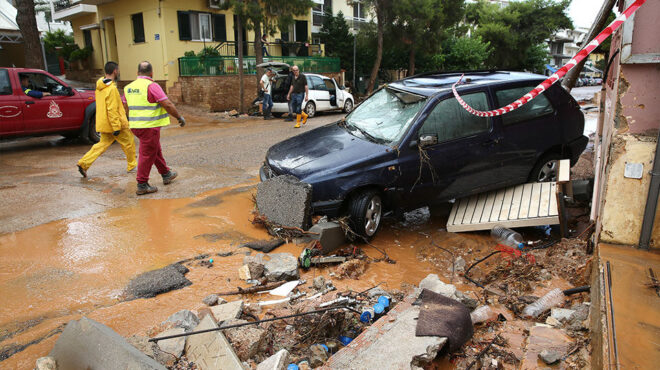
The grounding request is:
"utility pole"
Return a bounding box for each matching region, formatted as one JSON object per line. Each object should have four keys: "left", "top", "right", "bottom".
{"left": 352, "top": 33, "right": 356, "bottom": 93}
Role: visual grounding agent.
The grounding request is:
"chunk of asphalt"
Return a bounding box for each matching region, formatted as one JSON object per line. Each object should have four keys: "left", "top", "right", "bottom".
{"left": 239, "top": 239, "right": 286, "bottom": 253}
{"left": 125, "top": 264, "right": 192, "bottom": 300}
{"left": 49, "top": 317, "right": 165, "bottom": 370}
{"left": 256, "top": 175, "right": 313, "bottom": 230}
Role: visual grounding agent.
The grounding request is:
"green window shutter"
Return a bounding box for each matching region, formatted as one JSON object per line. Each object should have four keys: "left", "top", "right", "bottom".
{"left": 212, "top": 14, "right": 226, "bottom": 42}
{"left": 178, "top": 11, "right": 192, "bottom": 41}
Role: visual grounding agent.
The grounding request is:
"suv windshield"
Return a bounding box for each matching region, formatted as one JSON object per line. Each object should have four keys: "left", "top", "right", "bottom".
{"left": 345, "top": 87, "right": 426, "bottom": 144}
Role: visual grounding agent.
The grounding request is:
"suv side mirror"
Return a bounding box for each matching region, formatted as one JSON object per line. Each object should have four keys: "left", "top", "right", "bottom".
{"left": 63, "top": 86, "right": 74, "bottom": 96}
{"left": 419, "top": 134, "right": 438, "bottom": 147}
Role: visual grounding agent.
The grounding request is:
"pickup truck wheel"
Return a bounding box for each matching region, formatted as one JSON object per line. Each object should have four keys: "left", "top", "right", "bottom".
{"left": 529, "top": 152, "right": 563, "bottom": 182}
{"left": 348, "top": 190, "right": 383, "bottom": 240}
{"left": 304, "top": 101, "right": 316, "bottom": 118}
{"left": 343, "top": 99, "right": 353, "bottom": 113}
{"left": 87, "top": 115, "right": 100, "bottom": 143}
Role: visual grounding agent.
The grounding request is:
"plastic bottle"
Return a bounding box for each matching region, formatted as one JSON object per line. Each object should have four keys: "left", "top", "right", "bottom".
{"left": 377, "top": 295, "right": 390, "bottom": 308}
{"left": 373, "top": 303, "right": 385, "bottom": 320}
{"left": 287, "top": 365, "right": 299, "bottom": 370}
{"left": 522, "top": 288, "right": 565, "bottom": 318}
{"left": 491, "top": 225, "right": 525, "bottom": 250}
{"left": 470, "top": 306, "right": 497, "bottom": 324}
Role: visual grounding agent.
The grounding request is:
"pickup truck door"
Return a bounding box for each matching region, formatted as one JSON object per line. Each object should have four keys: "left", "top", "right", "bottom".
{"left": 19, "top": 72, "right": 83, "bottom": 134}
{"left": 0, "top": 69, "right": 23, "bottom": 135}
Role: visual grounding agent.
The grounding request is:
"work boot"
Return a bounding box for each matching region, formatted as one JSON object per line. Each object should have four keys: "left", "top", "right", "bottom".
{"left": 162, "top": 170, "right": 178, "bottom": 185}
{"left": 301, "top": 111, "right": 308, "bottom": 125}
{"left": 264, "top": 108, "right": 272, "bottom": 120}
{"left": 294, "top": 114, "right": 301, "bottom": 128}
{"left": 136, "top": 182, "right": 158, "bottom": 195}
{"left": 77, "top": 165, "right": 87, "bottom": 178}
{"left": 284, "top": 116, "right": 294, "bottom": 122}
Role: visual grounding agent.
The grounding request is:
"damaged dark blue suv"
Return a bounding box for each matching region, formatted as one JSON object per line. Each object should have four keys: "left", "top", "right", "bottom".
{"left": 261, "top": 71, "right": 588, "bottom": 238}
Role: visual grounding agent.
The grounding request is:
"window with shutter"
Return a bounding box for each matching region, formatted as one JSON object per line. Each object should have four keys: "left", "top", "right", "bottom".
{"left": 213, "top": 14, "right": 226, "bottom": 42}
{"left": 131, "top": 13, "right": 145, "bottom": 43}
{"left": 178, "top": 11, "right": 191, "bottom": 41}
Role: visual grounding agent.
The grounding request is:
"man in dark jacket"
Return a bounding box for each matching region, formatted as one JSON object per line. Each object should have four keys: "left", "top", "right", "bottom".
{"left": 283, "top": 70, "right": 295, "bottom": 121}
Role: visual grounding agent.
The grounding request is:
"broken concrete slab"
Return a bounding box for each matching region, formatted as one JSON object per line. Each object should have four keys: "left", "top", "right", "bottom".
{"left": 264, "top": 253, "right": 299, "bottom": 282}
{"left": 203, "top": 294, "right": 220, "bottom": 306}
{"left": 125, "top": 263, "right": 191, "bottom": 299}
{"left": 49, "top": 317, "right": 166, "bottom": 370}
{"left": 256, "top": 349, "right": 289, "bottom": 370}
{"left": 324, "top": 296, "right": 447, "bottom": 369}
{"left": 551, "top": 308, "right": 576, "bottom": 322}
{"left": 309, "top": 222, "right": 345, "bottom": 254}
{"left": 313, "top": 276, "right": 326, "bottom": 290}
{"left": 185, "top": 315, "right": 243, "bottom": 370}
{"left": 210, "top": 300, "right": 243, "bottom": 323}
{"left": 224, "top": 318, "right": 267, "bottom": 361}
{"left": 419, "top": 274, "right": 458, "bottom": 299}
{"left": 163, "top": 310, "right": 199, "bottom": 332}
{"left": 156, "top": 328, "right": 186, "bottom": 359}
{"left": 256, "top": 175, "right": 312, "bottom": 230}
{"left": 127, "top": 335, "right": 175, "bottom": 367}
{"left": 520, "top": 325, "right": 572, "bottom": 369}
{"left": 539, "top": 349, "right": 562, "bottom": 365}
{"left": 238, "top": 264, "right": 252, "bottom": 280}
{"left": 35, "top": 357, "right": 56, "bottom": 370}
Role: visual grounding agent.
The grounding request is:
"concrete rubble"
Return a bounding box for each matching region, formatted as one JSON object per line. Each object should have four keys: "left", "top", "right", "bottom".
{"left": 309, "top": 221, "right": 346, "bottom": 254}
{"left": 264, "top": 253, "right": 300, "bottom": 281}
{"left": 164, "top": 310, "right": 200, "bottom": 332}
{"left": 256, "top": 349, "right": 289, "bottom": 370}
{"left": 49, "top": 317, "right": 166, "bottom": 370}
{"left": 210, "top": 300, "right": 243, "bottom": 323}
{"left": 156, "top": 328, "right": 186, "bottom": 359}
{"left": 125, "top": 263, "right": 192, "bottom": 299}
{"left": 185, "top": 315, "right": 243, "bottom": 370}
{"left": 202, "top": 293, "right": 220, "bottom": 306}
{"left": 256, "top": 175, "right": 313, "bottom": 230}
{"left": 223, "top": 318, "right": 268, "bottom": 361}
{"left": 35, "top": 357, "right": 57, "bottom": 370}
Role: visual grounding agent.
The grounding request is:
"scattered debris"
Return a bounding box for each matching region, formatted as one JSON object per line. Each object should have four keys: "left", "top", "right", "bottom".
{"left": 308, "top": 344, "right": 328, "bottom": 367}
{"left": 125, "top": 263, "right": 192, "bottom": 300}
{"left": 416, "top": 289, "right": 474, "bottom": 352}
{"left": 210, "top": 300, "right": 243, "bottom": 323}
{"left": 313, "top": 276, "right": 326, "bottom": 290}
{"left": 240, "top": 239, "right": 286, "bottom": 253}
{"left": 256, "top": 349, "right": 289, "bottom": 370}
{"left": 184, "top": 315, "right": 243, "bottom": 369}
{"left": 419, "top": 273, "right": 459, "bottom": 300}
{"left": 264, "top": 253, "right": 300, "bottom": 281}
{"left": 217, "top": 281, "right": 286, "bottom": 296}
{"left": 34, "top": 357, "right": 57, "bottom": 370}
{"left": 156, "top": 328, "right": 186, "bottom": 359}
{"left": 335, "top": 259, "right": 367, "bottom": 279}
{"left": 238, "top": 264, "right": 252, "bottom": 280}
{"left": 223, "top": 319, "right": 267, "bottom": 361}
{"left": 539, "top": 349, "right": 562, "bottom": 365}
{"left": 163, "top": 310, "right": 200, "bottom": 333}
{"left": 266, "top": 280, "right": 303, "bottom": 297}
{"left": 309, "top": 221, "right": 346, "bottom": 254}
{"left": 202, "top": 294, "right": 220, "bottom": 307}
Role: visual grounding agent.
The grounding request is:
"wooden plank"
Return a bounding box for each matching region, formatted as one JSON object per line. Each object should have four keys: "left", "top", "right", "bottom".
{"left": 498, "top": 187, "right": 515, "bottom": 221}
{"left": 490, "top": 189, "right": 506, "bottom": 222}
{"left": 539, "top": 182, "right": 552, "bottom": 217}
{"left": 507, "top": 185, "right": 525, "bottom": 220}
{"left": 557, "top": 159, "right": 570, "bottom": 183}
{"left": 447, "top": 215, "right": 559, "bottom": 232}
{"left": 480, "top": 191, "right": 496, "bottom": 223}
{"left": 550, "top": 182, "right": 559, "bottom": 216}
{"left": 462, "top": 195, "right": 479, "bottom": 224}
{"left": 518, "top": 183, "right": 534, "bottom": 219}
{"left": 529, "top": 182, "right": 543, "bottom": 218}
{"left": 471, "top": 193, "right": 488, "bottom": 224}
{"left": 448, "top": 200, "right": 458, "bottom": 226}
{"left": 452, "top": 198, "right": 468, "bottom": 226}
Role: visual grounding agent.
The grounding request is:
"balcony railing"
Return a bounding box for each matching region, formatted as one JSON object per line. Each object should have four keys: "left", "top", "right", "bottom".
{"left": 54, "top": 0, "right": 77, "bottom": 11}
{"left": 213, "top": 41, "right": 323, "bottom": 58}
{"left": 178, "top": 56, "right": 340, "bottom": 77}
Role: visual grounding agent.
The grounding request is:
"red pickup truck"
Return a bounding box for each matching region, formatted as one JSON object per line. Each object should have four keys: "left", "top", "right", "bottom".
{"left": 0, "top": 67, "right": 98, "bottom": 143}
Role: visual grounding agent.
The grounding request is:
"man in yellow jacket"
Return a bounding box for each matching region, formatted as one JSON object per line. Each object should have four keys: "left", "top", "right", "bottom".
{"left": 77, "top": 62, "right": 136, "bottom": 177}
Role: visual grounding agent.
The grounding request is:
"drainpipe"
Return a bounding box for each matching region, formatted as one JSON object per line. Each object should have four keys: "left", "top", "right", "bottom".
{"left": 639, "top": 130, "right": 660, "bottom": 250}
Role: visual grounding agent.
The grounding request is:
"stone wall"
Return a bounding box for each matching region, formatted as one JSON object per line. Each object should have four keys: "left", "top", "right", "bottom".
{"left": 176, "top": 72, "right": 343, "bottom": 112}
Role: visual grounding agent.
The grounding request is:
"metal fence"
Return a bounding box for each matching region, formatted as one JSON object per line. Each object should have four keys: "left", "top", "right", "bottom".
{"left": 178, "top": 56, "right": 340, "bottom": 76}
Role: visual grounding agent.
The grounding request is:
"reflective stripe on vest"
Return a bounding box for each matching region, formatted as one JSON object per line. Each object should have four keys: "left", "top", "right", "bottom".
{"left": 124, "top": 78, "right": 170, "bottom": 128}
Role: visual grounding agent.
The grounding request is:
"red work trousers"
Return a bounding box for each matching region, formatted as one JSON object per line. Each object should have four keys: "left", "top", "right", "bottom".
{"left": 131, "top": 127, "right": 169, "bottom": 183}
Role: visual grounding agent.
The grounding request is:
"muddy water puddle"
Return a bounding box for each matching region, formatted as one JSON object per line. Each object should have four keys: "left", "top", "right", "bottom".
{"left": 0, "top": 184, "right": 498, "bottom": 367}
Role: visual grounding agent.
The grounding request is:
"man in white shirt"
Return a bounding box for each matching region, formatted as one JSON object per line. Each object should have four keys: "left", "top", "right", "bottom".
{"left": 260, "top": 68, "right": 275, "bottom": 120}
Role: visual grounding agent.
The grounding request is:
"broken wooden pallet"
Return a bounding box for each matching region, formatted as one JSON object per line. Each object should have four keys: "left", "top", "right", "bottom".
{"left": 446, "top": 160, "right": 569, "bottom": 232}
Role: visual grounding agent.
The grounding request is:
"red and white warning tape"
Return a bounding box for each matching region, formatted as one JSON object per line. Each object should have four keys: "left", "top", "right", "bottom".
{"left": 452, "top": 0, "right": 647, "bottom": 117}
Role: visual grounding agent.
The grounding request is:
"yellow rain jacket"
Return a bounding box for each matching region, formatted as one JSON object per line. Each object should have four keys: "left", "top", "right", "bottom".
{"left": 95, "top": 78, "right": 129, "bottom": 133}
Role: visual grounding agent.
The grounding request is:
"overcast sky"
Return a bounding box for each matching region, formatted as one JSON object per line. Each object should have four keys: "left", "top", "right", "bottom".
{"left": 568, "top": 0, "right": 609, "bottom": 28}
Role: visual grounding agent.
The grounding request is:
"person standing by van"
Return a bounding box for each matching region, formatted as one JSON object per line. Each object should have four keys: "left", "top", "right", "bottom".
{"left": 260, "top": 68, "right": 274, "bottom": 120}
{"left": 286, "top": 65, "right": 309, "bottom": 128}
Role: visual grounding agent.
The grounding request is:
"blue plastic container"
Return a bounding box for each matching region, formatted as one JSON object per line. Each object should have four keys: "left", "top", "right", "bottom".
{"left": 360, "top": 307, "right": 374, "bottom": 323}
{"left": 377, "top": 295, "right": 390, "bottom": 308}
{"left": 373, "top": 303, "right": 385, "bottom": 315}
{"left": 338, "top": 335, "right": 353, "bottom": 346}
{"left": 287, "top": 365, "right": 299, "bottom": 370}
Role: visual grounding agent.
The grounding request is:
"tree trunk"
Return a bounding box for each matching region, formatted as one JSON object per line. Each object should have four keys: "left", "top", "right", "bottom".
{"left": 16, "top": 0, "right": 44, "bottom": 69}
{"left": 254, "top": 20, "right": 264, "bottom": 95}
{"left": 366, "top": 2, "right": 384, "bottom": 95}
{"left": 237, "top": 15, "right": 245, "bottom": 113}
{"left": 408, "top": 45, "right": 416, "bottom": 77}
{"left": 562, "top": 0, "right": 616, "bottom": 92}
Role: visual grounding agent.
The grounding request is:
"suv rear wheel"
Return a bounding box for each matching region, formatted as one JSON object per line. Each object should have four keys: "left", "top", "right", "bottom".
{"left": 305, "top": 101, "right": 316, "bottom": 118}
{"left": 343, "top": 99, "right": 353, "bottom": 113}
{"left": 530, "top": 152, "right": 563, "bottom": 182}
{"left": 348, "top": 190, "right": 383, "bottom": 239}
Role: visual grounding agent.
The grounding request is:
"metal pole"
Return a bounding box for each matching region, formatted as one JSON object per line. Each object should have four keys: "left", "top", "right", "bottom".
{"left": 353, "top": 33, "right": 356, "bottom": 92}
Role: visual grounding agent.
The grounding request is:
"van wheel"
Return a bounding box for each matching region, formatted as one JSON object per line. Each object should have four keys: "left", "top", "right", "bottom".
{"left": 87, "top": 114, "right": 100, "bottom": 143}
{"left": 348, "top": 190, "right": 383, "bottom": 240}
{"left": 343, "top": 99, "right": 353, "bottom": 113}
{"left": 305, "top": 101, "right": 316, "bottom": 118}
{"left": 529, "top": 152, "right": 563, "bottom": 182}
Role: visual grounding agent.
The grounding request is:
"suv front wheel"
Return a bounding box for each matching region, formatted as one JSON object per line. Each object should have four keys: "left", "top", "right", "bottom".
{"left": 530, "top": 152, "right": 563, "bottom": 182}
{"left": 348, "top": 190, "right": 383, "bottom": 240}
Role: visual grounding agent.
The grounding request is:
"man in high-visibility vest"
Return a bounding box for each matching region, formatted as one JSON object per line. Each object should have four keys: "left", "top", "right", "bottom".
{"left": 124, "top": 61, "right": 186, "bottom": 195}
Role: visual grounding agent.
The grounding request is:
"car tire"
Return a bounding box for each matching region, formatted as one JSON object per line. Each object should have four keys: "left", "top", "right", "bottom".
{"left": 87, "top": 114, "right": 100, "bottom": 143}
{"left": 305, "top": 101, "right": 316, "bottom": 118}
{"left": 343, "top": 99, "right": 353, "bottom": 113}
{"left": 348, "top": 190, "right": 383, "bottom": 240}
{"left": 529, "top": 152, "right": 563, "bottom": 182}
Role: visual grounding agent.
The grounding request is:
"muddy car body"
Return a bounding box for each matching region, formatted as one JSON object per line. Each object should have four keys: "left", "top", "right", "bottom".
{"left": 261, "top": 71, "right": 588, "bottom": 237}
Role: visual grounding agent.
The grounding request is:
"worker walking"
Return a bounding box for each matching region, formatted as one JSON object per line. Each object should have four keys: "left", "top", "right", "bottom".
{"left": 286, "top": 65, "right": 309, "bottom": 128}
{"left": 124, "top": 61, "right": 186, "bottom": 195}
{"left": 77, "top": 62, "right": 136, "bottom": 178}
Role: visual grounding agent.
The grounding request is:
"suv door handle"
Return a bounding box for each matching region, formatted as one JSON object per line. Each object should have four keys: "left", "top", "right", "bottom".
{"left": 25, "top": 101, "right": 35, "bottom": 105}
